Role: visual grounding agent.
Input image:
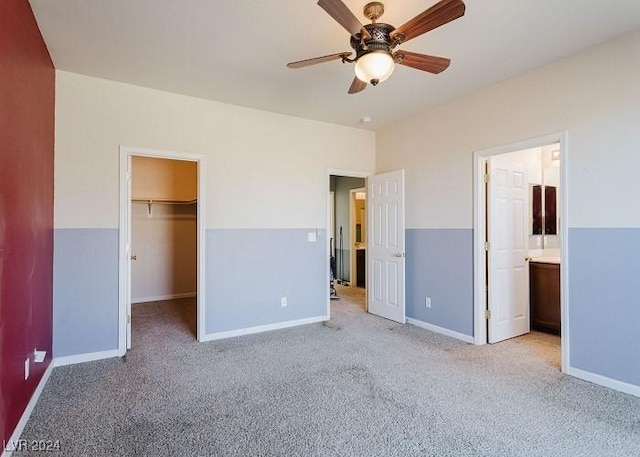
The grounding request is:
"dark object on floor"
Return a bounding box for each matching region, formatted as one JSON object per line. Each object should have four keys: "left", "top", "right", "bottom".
{"left": 330, "top": 238, "right": 338, "bottom": 299}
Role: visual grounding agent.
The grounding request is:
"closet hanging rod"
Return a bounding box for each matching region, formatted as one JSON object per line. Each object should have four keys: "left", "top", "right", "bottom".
{"left": 131, "top": 198, "right": 197, "bottom": 216}
{"left": 131, "top": 198, "right": 197, "bottom": 205}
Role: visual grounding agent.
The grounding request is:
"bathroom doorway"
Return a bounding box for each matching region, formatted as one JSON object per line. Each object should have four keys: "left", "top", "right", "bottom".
{"left": 473, "top": 133, "right": 568, "bottom": 372}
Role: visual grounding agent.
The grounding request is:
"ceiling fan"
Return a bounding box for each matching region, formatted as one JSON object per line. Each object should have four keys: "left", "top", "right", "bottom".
{"left": 287, "top": 0, "right": 466, "bottom": 94}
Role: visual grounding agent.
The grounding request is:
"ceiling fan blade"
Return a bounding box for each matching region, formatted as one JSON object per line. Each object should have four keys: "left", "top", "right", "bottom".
{"left": 393, "top": 51, "right": 451, "bottom": 74}
{"left": 348, "top": 77, "right": 367, "bottom": 94}
{"left": 317, "top": 0, "right": 370, "bottom": 39}
{"left": 391, "top": 0, "right": 465, "bottom": 44}
{"left": 287, "top": 52, "right": 352, "bottom": 69}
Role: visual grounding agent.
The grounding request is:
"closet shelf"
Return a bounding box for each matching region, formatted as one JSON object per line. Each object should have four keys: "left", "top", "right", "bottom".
{"left": 132, "top": 198, "right": 197, "bottom": 204}
{"left": 132, "top": 198, "right": 197, "bottom": 216}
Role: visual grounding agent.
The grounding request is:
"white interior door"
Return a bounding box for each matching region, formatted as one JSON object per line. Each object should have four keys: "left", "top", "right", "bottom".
{"left": 367, "top": 170, "right": 405, "bottom": 323}
{"left": 487, "top": 157, "right": 529, "bottom": 343}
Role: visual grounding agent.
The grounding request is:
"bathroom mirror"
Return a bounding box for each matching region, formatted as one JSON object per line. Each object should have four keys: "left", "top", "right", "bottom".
{"left": 531, "top": 185, "right": 557, "bottom": 235}
{"left": 544, "top": 186, "right": 557, "bottom": 235}
{"left": 532, "top": 185, "right": 543, "bottom": 235}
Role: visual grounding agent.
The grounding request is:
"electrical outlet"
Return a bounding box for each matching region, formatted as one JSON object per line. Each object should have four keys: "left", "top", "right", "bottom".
{"left": 425, "top": 296, "right": 432, "bottom": 308}
{"left": 281, "top": 296, "right": 288, "bottom": 307}
{"left": 34, "top": 350, "right": 46, "bottom": 363}
{"left": 24, "top": 358, "right": 30, "bottom": 380}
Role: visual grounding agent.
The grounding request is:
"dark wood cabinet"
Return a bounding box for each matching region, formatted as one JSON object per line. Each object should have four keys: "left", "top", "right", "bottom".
{"left": 356, "top": 249, "right": 366, "bottom": 288}
{"left": 529, "top": 262, "right": 560, "bottom": 334}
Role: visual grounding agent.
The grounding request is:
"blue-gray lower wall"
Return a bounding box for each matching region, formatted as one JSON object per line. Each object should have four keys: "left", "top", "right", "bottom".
{"left": 52, "top": 226, "right": 639, "bottom": 389}
{"left": 205, "top": 229, "right": 327, "bottom": 334}
{"left": 53, "top": 228, "right": 327, "bottom": 356}
{"left": 53, "top": 229, "right": 119, "bottom": 357}
{"left": 568, "top": 228, "right": 640, "bottom": 386}
{"left": 405, "top": 229, "right": 474, "bottom": 336}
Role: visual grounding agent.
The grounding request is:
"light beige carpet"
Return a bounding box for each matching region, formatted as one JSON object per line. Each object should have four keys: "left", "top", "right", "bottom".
{"left": 16, "top": 292, "right": 639, "bottom": 456}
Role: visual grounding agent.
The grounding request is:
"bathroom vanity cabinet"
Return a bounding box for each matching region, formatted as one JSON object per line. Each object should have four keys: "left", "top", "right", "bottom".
{"left": 356, "top": 248, "right": 366, "bottom": 288}
{"left": 529, "top": 261, "right": 561, "bottom": 335}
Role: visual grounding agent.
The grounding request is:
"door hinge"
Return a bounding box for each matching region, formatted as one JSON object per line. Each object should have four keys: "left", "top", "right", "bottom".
{"left": 484, "top": 241, "right": 490, "bottom": 251}
{"left": 127, "top": 314, "right": 131, "bottom": 324}
{"left": 483, "top": 173, "right": 490, "bottom": 183}
{"left": 484, "top": 310, "right": 491, "bottom": 319}
{"left": 126, "top": 171, "right": 131, "bottom": 181}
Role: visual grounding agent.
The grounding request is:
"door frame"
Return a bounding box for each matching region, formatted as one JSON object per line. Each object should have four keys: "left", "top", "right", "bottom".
{"left": 472, "top": 132, "right": 569, "bottom": 372}
{"left": 118, "top": 145, "right": 206, "bottom": 356}
{"left": 326, "top": 169, "right": 371, "bottom": 319}
{"left": 349, "top": 187, "right": 366, "bottom": 287}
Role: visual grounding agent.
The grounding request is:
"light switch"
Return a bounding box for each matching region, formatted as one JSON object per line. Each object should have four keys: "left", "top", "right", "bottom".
{"left": 308, "top": 232, "right": 317, "bottom": 242}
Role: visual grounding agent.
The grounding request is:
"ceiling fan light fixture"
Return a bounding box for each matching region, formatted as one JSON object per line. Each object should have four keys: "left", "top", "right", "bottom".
{"left": 287, "top": 0, "right": 466, "bottom": 94}
{"left": 354, "top": 51, "right": 395, "bottom": 86}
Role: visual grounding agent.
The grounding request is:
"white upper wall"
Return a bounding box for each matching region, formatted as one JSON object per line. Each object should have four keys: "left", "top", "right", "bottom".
{"left": 54, "top": 71, "right": 375, "bottom": 229}
{"left": 377, "top": 30, "right": 640, "bottom": 229}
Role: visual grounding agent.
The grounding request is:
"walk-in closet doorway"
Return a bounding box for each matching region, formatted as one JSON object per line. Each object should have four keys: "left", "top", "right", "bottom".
{"left": 118, "top": 147, "right": 206, "bottom": 355}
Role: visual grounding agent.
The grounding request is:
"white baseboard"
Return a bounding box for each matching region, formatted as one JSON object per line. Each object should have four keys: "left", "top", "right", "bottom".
{"left": 566, "top": 366, "right": 640, "bottom": 398}
{"left": 202, "top": 315, "right": 327, "bottom": 341}
{"left": 2, "top": 363, "right": 53, "bottom": 457}
{"left": 407, "top": 317, "right": 474, "bottom": 344}
{"left": 132, "top": 292, "right": 196, "bottom": 304}
{"left": 53, "top": 349, "right": 120, "bottom": 367}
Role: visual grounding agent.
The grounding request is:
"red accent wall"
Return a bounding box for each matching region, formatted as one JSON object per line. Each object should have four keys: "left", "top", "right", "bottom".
{"left": 0, "top": 0, "right": 55, "bottom": 444}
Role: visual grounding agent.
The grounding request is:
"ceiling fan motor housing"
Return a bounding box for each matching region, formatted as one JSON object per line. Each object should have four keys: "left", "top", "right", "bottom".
{"left": 351, "top": 23, "right": 395, "bottom": 59}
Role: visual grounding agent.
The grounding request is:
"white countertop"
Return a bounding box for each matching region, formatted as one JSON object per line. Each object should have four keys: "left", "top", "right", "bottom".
{"left": 530, "top": 256, "right": 561, "bottom": 264}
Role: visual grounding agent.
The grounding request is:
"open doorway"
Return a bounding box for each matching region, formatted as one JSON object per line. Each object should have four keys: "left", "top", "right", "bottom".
{"left": 130, "top": 156, "right": 197, "bottom": 347}
{"left": 473, "top": 133, "right": 568, "bottom": 372}
{"left": 350, "top": 188, "right": 367, "bottom": 289}
{"left": 330, "top": 175, "right": 367, "bottom": 310}
{"left": 327, "top": 169, "right": 406, "bottom": 324}
{"left": 118, "top": 147, "right": 206, "bottom": 356}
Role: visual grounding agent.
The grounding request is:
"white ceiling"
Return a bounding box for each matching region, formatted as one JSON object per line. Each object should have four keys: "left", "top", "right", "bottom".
{"left": 29, "top": 0, "right": 640, "bottom": 130}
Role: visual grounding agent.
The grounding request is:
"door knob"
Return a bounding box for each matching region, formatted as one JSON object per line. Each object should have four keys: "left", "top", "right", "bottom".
{"left": 130, "top": 255, "right": 137, "bottom": 261}
{"left": 395, "top": 252, "right": 405, "bottom": 258}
